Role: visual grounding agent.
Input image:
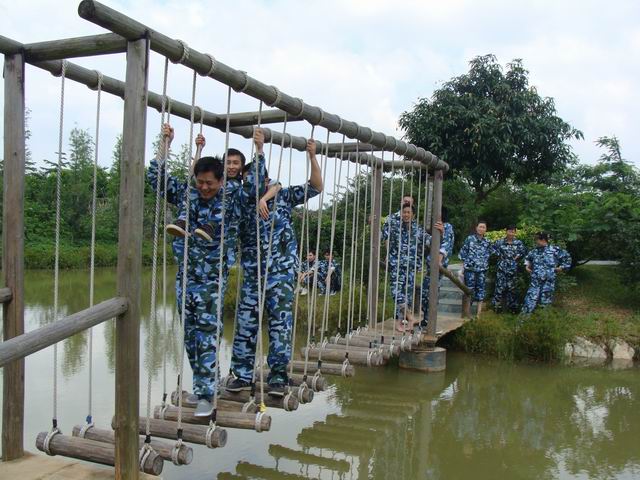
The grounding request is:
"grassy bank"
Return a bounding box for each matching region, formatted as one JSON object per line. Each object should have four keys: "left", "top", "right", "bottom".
{"left": 442, "top": 265, "right": 640, "bottom": 362}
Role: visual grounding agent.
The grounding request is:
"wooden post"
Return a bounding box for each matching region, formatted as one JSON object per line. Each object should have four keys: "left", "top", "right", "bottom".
{"left": 114, "top": 38, "right": 148, "bottom": 480}
{"left": 368, "top": 163, "right": 383, "bottom": 326}
{"left": 426, "top": 170, "right": 444, "bottom": 338}
{"left": 2, "top": 52, "right": 25, "bottom": 461}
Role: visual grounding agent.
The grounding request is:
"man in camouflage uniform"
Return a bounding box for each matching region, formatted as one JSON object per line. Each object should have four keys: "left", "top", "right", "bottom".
{"left": 147, "top": 124, "right": 240, "bottom": 416}
{"left": 318, "top": 250, "right": 341, "bottom": 295}
{"left": 459, "top": 221, "right": 492, "bottom": 316}
{"left": 521, "top": 232, "right": 572, "bottom": 314}
{"left": 228, "top": 131, "right": 322, "bottom": 395}
{"left": 491, "top": 225, "right": 528, "bottom": 313}
{"left": 420, "top": 210, "right": 454, "bottom": 328}
{"left": 382, "top": 203, "right": 424, "bottom": 330}
{"left": 299, "top": 250, "right": 319, "bottom": 295}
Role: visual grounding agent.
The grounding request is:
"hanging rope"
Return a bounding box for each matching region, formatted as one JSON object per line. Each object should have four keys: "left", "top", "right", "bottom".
{"left": 85, "top": 70, "right": 103, "bottom": 431}
{"left": 347, "top": 146, "right": 362, "bottom": 339}
{"left": 336, "top": 149, "right": 352, "bottom": 332}
{"left": 145, "top": 56, "right": 170, "bottom": 445}
{"left": 380, "top": 152, "right": 396, "bottom": 342}
{"left": 161, "top": 97, "right": 173, "bottom": 407}
{"left": 357, "top": 152, "right": 372, "bottom": 329}
{"left": 392, "top": 159, "right": 407, "bottom": 336}
{"left": 49, "top": 59, "right": 67, "bottom": 443}
{"left": 409, "top": 167, "right": 424, "bottom": 329}
{"left": 400, "top": 161, "right": 416, "bottom": 335}
{"left": 419, "top": 170, "right": 431, "bottom": 330}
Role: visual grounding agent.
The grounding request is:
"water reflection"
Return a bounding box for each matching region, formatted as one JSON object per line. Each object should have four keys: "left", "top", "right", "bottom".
{"left": 1, "top": 268, "right": 638, "bottom": 480}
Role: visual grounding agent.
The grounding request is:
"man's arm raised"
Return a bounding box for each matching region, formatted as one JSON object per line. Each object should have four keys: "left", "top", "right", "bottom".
{"left": 307, "top": 139, "right": 323, "bottom": 193}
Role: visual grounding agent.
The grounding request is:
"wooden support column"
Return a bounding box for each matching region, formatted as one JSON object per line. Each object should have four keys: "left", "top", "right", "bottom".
{"left": 426, "top": 170, "right": 444, "bottom": 337}
{"left": 2, "top": 52, "right": 26, "bottom": 461}
{"left": 114, "top": 38, "right": 148, "bottom": 480}
{"left": 368, "top": 163, "right": 384, "bottom": 326}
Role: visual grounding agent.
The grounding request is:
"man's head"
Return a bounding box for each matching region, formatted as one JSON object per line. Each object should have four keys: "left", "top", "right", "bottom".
{"left": 307, "top": 250, "right": 316, "bottom": 262}
{"left": 401, "top": 195, "right": 414, "bottom": 208}
{"left": 224, "top": 148, "right": 245, "bottom": 179}
{"left": 323, "top": 250, "right": 332, "bottom": 261}
{"left": 506, "top": 225, "right": 517, "bottom": 240}
{"left": 401, "top": 203, "right": 415, "bottom": 223}
{"left": 475, "top": 220, "right": 487, "bottom": 236}
{"left": 534, "top": 231, "right": 549, "bottom": 247}
{"left": 194, "top": 156, "right": 224, "bottom": 200}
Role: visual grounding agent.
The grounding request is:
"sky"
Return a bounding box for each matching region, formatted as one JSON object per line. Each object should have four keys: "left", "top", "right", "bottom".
{"left": 1, "top": 0, "right": 638, "bottom": 193}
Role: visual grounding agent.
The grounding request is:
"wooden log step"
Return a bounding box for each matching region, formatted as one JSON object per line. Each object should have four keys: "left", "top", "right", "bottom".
{"left": 71, "top": 425, "right": 193, "bottom": 465}
{"left": 171, "top": 391, "right": 257, "bottom": 413}
{"left": 301, "top": 346, "right": 385, "bottom": 366}
{"left": 268, "top": 444, "right": 350, "bottom": 472}
{"left": 154, "top": 406, "right": 271, "bottom": 432}
{"left": 317, "top": 341, "right": 395, "bottom": 360}
{"left": 219, "top": 379, "right": 314, "bottom": 404}
{"left": 35, "top": 431, "right": 163, "bottom": 476}
{"left": 260, "top": 369, "right": 329, "bottom": 392}
{"left": 289, "top": 360, "right": 355, "bottom": 377}
{"left": 332, "top": 334, "right": 412, "bottom": 352}
{"left": 355, "top": 329, "right": 420, "bottom": 346}
{"left": 236, "top": 461, "right": 314, "bottom": 480}
{"left": 125, "top": 417, "right": 227, "bottom": 448}
{"left": 219, "top": 389, "right": 299, "bottom": 411}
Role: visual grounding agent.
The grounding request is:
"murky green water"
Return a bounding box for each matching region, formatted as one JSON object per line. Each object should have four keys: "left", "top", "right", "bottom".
{"left": 1, "top": 268, "right": 638, "bottom": 479}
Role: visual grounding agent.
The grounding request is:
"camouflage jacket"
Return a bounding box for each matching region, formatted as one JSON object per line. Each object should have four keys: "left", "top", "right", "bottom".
{"left": 525, "top": 245, "right": 572, "bottom": 280}
{"left": 459, "top": 234, "right": 492, "bottom": 272}
{"left": 491, "top": 238, "right": 527, "bottom": 273}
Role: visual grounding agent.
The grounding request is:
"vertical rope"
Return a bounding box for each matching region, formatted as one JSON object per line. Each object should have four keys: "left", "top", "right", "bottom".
{"left": 392, "top": 160, "right": 407, "bottom": 335}
{"left": 400, "top": 162, "right": 416, "bottom": 335}
{"left": 347, "top": 148, "right": 362, "bottom": 338}
{"left": 409, "top": 168, "right": 424, "bottom": 326}
{"left": 161, "top": 98, "right": 173, "bottom": 404}
{"left": 380, "top": 153, "right": 396, "bottom": 341}
{"left": 52, "top": 59, "right": 67, "bottom": 429}
{"left": 420, "top": 169, "right": 431, "bottom": 327}
{"left": 336, "top": 151, "right": 352, "bottom": 331}
{"left": 86, "top": 71, "right": 103, "bottom": 426}
{"left": 357, "top": 154, "right": 371, "bottom": 328}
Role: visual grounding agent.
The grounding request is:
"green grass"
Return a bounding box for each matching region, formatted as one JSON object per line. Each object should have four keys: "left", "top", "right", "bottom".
{"left": 442, "top": 265, "right": 640, "bottom": 362}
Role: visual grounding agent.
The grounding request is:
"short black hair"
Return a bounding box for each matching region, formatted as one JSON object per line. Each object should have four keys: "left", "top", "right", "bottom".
{"left": 402, "top": 203, "right": 416, "bottom": 214}
{"left": 477, "top": 219, "right": 488, "bottom": 226}
{"left": 224, "top": 148, "right": 246, "bottom": 167}
{"left": 535, "top": 231, "right": 549, "bottom": 241}
{"left": 194, "top": 156, "right": 224, "bottom": 180}
{"left": 308, "top": 249, "right": 316, "bottom": 255}
{"left": 506, "top": 225, "right": 517, "bottom": 231}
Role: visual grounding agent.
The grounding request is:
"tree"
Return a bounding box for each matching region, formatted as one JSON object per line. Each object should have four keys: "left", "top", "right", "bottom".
{"left": 399, "top": 55, "right": 583, "bottom": 203}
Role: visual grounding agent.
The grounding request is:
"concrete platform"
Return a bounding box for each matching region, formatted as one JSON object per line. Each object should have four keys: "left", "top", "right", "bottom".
{"left": 0, "top": 452, "right": 160, "bottom": 479}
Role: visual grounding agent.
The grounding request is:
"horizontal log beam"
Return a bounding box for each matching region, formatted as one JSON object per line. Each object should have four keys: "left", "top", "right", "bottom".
{"left": 155, "top": 405, "right": 271, "bottom": 432}
{"left": 22, "top": 33, "right": 126, "bottom": 62}
{"left": 0, "top": 297, "right": 128, "bottom": 367}
{"left": 288, "top": 360, "right": 355, "bottom": 377}
{"left": 0, "top": 287, "right": 12, "bottom": 303}
{"left": 123, "top": 417, "right": 227, "bottom": 448}
{"left": 77, "top": 0, "right": 447, "bottom": 170}
{"left": 225, "top": 109, "right": 303, "bottom": 127}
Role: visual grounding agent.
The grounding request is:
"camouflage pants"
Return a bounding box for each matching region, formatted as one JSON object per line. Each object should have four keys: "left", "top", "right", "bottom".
{"left": 175, "top": 271, "right": 226, "bottom": 398}
{"left": 389, "top": 260, "right": 416, "bottom": 320}
{"left": 231, "top": 266, "right": 295, "bottom": 383}
{"left": 421, "top": 263, "right": 444, "bottom": 324}
{"left": 521, "top": 275, "right": 556, "bottom": 314}
{"left": 492, "top": 269, "right": 518, "bottom": 311}
{"left": 464, "top": 269, "right": 487, "bottom": 302}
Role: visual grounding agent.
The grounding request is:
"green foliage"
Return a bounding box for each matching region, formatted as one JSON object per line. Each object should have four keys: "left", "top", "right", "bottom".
{"left": 399, "top": 55, "right": 583, "bottom": 202}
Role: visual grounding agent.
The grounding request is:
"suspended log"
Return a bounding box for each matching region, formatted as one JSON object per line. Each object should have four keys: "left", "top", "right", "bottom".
{"left": 223, "top": 109, "right": 303, "bottom": 127}
{"left": 219, "top": 389, "right": 299, "bottom": 411}
{"left": 252, "top": 382, "right": 314, "bottom": 404}
{"left": 123, "top": 417, "right": 227, "bottom": 447}
{"left": 355, "top": 328, "right": 420, "bottom": 346}
{"left": 258, "top": 369, "right": 329, "bottom": 392}
{"left": 71, "top": 425, "right": 193, "bottom": 465}
{"left": 236, "top": 461, "right": 311, "bottom": 480}
{"left": 301, "top": 346, "right": 384, "bottom": 366}
{"left": 289, "top": 360, "right": 355, "bottom": 377}
{"left": 154, "top": 406, "right": 271, "bottom": 432}
{"left": 35, "top": 431, "right": 163, "bottom": 476}
{"left": 21, "top": 33, "right": 127, "bottom": 62}
{"left": 331, "top": 334, "right": 410, "bottom": 353}
{"left": 170, "top": 391, "right": 256, "bottom": 413}
{"left": 268, "top": 444, "right": 351, "bottom": 472}
{"left": 321, "top": 340, "right": 396, "bottom": 359}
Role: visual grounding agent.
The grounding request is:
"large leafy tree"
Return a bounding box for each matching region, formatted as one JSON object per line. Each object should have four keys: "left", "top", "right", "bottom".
{"left": 399, "top": 55, "right": 583, "bottom": 202}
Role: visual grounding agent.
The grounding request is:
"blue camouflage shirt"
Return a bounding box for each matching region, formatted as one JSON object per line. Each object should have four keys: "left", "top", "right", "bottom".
{"left": 459, "top": 234, "right": 492, "bottom": 272}
{"left": 382, "top": 216, "right": 425, "bottom": 270}
{"left": 492, "top": 238, "right": 527, "bottom": 273}
{"left": 423, "top": 222, "right": 455, "bottom": 268}
{"left": 147, "top": 159, "right": 239, "bottom": 281}
{"left": 525, "top": 245, "right": 572, "bottom": 280}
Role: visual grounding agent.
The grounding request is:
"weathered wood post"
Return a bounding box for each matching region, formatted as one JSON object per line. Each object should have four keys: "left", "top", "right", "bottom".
{"left": 2, "top": 52, "right": 26, "bottom": 461}
{"left": 114, "top": 38, "right": 148, "bottom": 479}
{"left": 368, "top": 162, "right": 384, "bottom": 327}
{"left": 426, "top": 169, "right": 444, "bottom": 337}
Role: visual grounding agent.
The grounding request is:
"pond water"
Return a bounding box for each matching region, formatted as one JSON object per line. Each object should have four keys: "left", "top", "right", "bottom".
{"left": 1, "top": 268, "right": 638, "bottom": 479}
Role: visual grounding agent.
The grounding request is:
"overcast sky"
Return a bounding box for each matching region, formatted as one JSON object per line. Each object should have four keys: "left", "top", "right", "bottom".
{"left": 1, "top": 0, "right": 638, "bottom": 191}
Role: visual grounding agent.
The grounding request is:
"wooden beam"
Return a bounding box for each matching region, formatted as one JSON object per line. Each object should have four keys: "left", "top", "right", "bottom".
{"left": 77, "top": 0, "right": 448, "bottom": 170}
{"left": 2, "top": 52, "right": 25, "bottom": 462}
{"left": 368, "top": 163, "right": 383, "bottom": 326}
{"left": 0, "top": 287, "right": 12, "bottom": 303}
{"left": 114, "top": 38, "right": 148, "bottom": 480}
{"left": 224, "top": 109, "right": 303, "bottom": 127}
{"left": 0, "top": 297, "right": 128, "bottom": 367}
{"left": 438, "top": 266, "right": 472, "bottom": 296}
{"left": 22, "top": 33, "right": 127, "bottom": 62}
{"left": 426, "top": 170, "right": 444, "bottom": 337}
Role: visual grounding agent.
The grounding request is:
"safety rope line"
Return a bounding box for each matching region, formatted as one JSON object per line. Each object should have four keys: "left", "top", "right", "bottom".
{"left": 380, "top": 152, "right": 396, "bottom": 344}
{"left": 161, "top": 97, "right": 173, "bottom": 407}
{"left": 400, "top": 162, "right": 416, "bottom": 337}
{"left": 85, "top": 70, "right": 102, "bottom": 430}
{"left": 146, "top": 57, "right": 170, "bottom": 443}
{"left": 368, "top": 145, "right": 379, "bottom": 331}
{"left": 357, "top": 152, "right": 371, "bottom": 328}
{"left": 336, "top": 149, "right": 352, "bottom": 332}
{"left": 176, "top": 69, "right": 199, "bottom": 437}
{"left": 51, "top": 59, "right": 67, "bottom": 433}
{"left": 392, "top": 159, "right": 407, "bottom": 338}
{"left": 211, "top": 85, "right": 234, "bottom": 427}
{"left": 320, "top": 135, "right": 344, "bottom": 340}
{"left": 346, "top": 146, "right": 362, "bottom": 347}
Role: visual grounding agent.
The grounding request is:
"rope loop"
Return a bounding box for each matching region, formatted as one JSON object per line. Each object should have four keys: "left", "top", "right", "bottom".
{"left": 341, "top": 359, "right": 350, "bottom": 377}
{"left": 366, "top": 350, "right": 373, "bottom": 367}
{"left": 89, "top": 70, "right": 104, "bottom": 91}
{"left": 171, "top": 39, "right": 190, "bottom": 64}
{"left": 233, "top": 70, "right": 250, "bottom": 93}
{"left": 170, "top": 439, "right": 182, "bottom": 465}
{"left": 139, "top": 442, "right": 154, "bottom": 469}
{"left": 367, "top": 129, "right": 376, "bottom": 144}
{"left": 265, "top": 85, "right": 282, "bottom": 107}
{"left": 337, "top": 117, "right": 344, "bottom": 133}
{"left": 254, "top": 411, "right": 265, "bottom": 432}
{"left": 294, "top": 98, "right": 305, "bottom": 117}
{"left": 241, "top": 399, "right": 256, "bottom": 413}
{"left": 78, "top": 422, "right": 94, "bottom": 438}
{"left": 283, "top": 391, "right": 294, "bottom": 411}
{"left": 43, "top": 427, "right": 61, "bottom": 456}
{"left": 203, "top": 53, "right": 217, "bottom": 76}
{"left": 311, "top": 371, "right": 321, "bottom": 391}
{"left": 205, "top": 424, "right": 218, "bottom": 449}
